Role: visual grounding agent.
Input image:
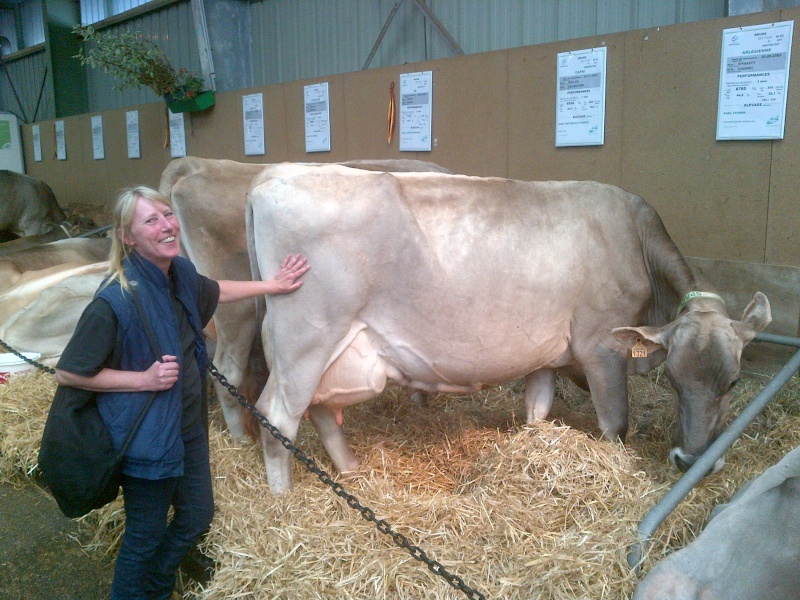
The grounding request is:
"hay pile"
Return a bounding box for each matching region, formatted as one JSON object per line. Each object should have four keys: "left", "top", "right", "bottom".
{"left": 2, "top": 364, "right": 800, "bottom": 599}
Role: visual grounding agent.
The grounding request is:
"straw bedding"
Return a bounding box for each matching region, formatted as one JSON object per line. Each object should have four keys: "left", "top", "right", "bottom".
{"left": 1, "top": 363, "right": 799, "bottom": 599}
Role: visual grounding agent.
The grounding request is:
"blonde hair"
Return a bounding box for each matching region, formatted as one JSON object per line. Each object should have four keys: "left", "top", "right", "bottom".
{"left": 105, "top": 185, "right": 174, "bottom": 292}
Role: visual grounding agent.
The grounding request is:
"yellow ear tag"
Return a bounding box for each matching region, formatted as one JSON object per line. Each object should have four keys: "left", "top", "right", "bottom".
{"left": 632, "top": 338, "right": 648, "bottom": 359}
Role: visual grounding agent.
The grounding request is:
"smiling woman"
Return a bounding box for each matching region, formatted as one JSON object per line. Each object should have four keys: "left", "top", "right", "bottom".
{"left": 51, "top": 184, "right": 309, "bottom": 598}
{"left": 121, "top": 193, "right": 182, "bottom": 275}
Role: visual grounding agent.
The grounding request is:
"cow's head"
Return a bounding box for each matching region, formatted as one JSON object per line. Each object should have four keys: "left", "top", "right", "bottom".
{"left": 613, "top": 292, "right": 771, "bottom": 473}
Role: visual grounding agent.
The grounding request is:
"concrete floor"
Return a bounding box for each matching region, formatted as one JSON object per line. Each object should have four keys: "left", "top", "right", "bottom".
{"left": 0, "top": 480, "right": 114, "bottom": 600}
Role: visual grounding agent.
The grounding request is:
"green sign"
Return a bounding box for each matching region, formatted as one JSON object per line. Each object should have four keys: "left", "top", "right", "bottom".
{"left": 0, "top": 121, "right": 10, "bottom": 149}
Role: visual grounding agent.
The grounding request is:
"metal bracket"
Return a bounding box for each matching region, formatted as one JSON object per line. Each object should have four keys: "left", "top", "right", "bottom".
{"left": 362, "top": 0, "right": 464, "bottom": 70}
{"left": 190, "top": 0, "right": 216, "bottom": 91}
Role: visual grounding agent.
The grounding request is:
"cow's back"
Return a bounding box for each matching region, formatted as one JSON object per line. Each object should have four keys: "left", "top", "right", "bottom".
{"left": 161, "top": 157, "right": 264, "bottom": 282}
{"left": 0, "top": 237, "right": 110, "bottom": 294}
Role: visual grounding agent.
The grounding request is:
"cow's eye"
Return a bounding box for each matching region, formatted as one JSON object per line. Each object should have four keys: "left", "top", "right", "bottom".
{"left": 727, "top": 379, "right": 740, "bottom": 393}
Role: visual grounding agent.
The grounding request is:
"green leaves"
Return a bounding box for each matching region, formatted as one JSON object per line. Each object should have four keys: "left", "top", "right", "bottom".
{"left": 72, "top": 25, "right": 205, "bottom": 99}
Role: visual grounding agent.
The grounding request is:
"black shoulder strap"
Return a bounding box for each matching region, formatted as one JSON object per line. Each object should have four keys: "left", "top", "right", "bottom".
{"left": 118, "top": 287, "right": 165, "bottom": 456}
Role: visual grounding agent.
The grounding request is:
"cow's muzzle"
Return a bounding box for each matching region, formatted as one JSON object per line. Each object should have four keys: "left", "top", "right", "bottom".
{"left": 669, "top": 447, "right": 725, "bottom": 475}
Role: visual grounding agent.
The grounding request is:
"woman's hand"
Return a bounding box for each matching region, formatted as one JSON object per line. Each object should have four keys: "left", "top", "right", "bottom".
{"left": 216, "top": 254, "right": 310, "bottom": 303}
{"left": 141, "top": 355, "right": 180, "bottom": 391}
{"left": 270, "top": 254, "right": 310, "bottom": 294}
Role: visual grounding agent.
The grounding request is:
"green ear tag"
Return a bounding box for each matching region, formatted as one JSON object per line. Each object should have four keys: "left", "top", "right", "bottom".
{"left": 632, "top": 338, "right": 648, "bottom": 359}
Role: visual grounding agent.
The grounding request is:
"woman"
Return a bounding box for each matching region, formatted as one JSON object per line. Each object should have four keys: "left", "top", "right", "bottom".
{"left": 55, "top": 185, "right": 309, "bottom": 599}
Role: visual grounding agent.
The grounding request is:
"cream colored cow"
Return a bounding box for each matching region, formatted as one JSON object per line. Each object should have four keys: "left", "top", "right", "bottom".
{"left": 159, "top": 157, "right": 451, "bottom": 439}
{"left": 246, "top": 164, "right": 770, "bottom": 492}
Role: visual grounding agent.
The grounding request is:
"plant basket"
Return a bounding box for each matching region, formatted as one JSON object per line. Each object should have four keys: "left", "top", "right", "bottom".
{"left": 165, "top": 90, "right": 215, "bottom": 114}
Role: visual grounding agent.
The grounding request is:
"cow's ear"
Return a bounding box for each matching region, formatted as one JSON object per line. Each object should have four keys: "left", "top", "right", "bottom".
{"left": 612, "top": 325, "right": 668, "bottom": 354}
{"left": 732, "top": 291, "right": 771, "bottom": 344}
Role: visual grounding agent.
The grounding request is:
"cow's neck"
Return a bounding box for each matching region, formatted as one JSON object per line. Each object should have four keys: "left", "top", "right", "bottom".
{"left": 642, "top": 231, "right": 713, "bottom": 326}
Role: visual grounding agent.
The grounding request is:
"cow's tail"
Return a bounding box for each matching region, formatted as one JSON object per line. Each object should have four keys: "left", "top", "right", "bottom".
{"left": 245, "top": 195, "right": 264, "bottom": 311}
{"left": 243, "top": 196, "right": 268, "bottom": 440}
{"left": 245, "top": 196, "right": 268, "bottom": 344}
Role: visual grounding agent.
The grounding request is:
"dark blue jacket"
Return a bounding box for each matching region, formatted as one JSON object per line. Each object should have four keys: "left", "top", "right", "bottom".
{"left": 96, "top": 253, "right": 208, "bottom": 479}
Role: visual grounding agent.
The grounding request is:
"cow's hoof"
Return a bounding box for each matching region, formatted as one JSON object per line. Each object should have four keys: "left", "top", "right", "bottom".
{"left": 669, "top": 448, "right": 725, "bottom": 475}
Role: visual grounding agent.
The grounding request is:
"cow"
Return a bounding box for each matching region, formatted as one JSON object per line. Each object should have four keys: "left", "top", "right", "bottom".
{"left": 633, "top": 445, "right": 800, "bottom": 600}
{"left": 0, "top": 237, "right": 110, "bottom": 293}
{"left": 0, "top": 269, "right": 107, "bottom": 364}
{"left": 0, "top": 262, "right": 109, "bottom": 325}
{"left": 245, "top": 164, "right": 771, "bottom": 492}
{"left": 0, "top": 170, "right": 66, "bottom": 239}
{"left": 159, "top": 157, "right": 452, "bottom": 440}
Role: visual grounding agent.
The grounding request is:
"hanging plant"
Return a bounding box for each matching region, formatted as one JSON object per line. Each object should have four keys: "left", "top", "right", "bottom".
{"left": 72, "top": 25, "right": 209, "bottom": 105}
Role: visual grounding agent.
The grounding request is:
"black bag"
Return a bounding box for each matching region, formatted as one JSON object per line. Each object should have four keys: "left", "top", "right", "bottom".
{"left": 37, "top": 386, "right": 154, "bottom": 518}
{"left": 38, "top": 288, "right": 162, "bottom": 518}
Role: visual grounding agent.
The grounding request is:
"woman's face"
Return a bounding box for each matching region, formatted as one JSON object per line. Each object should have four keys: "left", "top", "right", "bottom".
{"left": 121, "top": 197, "right": 181, "bottom": 273}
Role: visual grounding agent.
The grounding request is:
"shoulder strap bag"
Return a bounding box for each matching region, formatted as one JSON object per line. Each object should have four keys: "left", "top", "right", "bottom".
{"left": 38, "top": 288, "right": 164, "bottom": 518}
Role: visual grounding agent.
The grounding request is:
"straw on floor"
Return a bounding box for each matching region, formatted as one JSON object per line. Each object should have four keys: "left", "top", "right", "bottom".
{"left": 1, "top": 363, "right": 798, "bottom": 599}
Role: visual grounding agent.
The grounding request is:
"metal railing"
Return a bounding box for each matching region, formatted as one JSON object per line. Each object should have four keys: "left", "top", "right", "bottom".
{"left": 628, "top": 332, "right": 800, "bottom": 569}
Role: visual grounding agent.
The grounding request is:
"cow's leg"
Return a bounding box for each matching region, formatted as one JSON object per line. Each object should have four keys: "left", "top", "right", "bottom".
{"left": 211, "top": 305, "right": 261, "bottom": 440}
{"left": 409, "top": 390, "right": 428, "bottom": 408}
{"left": 306, "top": 405, "right": 359, "bottom": 474}
{"left": 213, "top": 349, "right": 248, "bottom": 439}
{"left": 256, "top": 375, "right": 303, "bottom": 493}
{"left": 255, "top": 321, "right": 363, "bottom": 492}
{"left": 524, "top": 369, "right": 557, "bottom": 423}
{"left": 580, "top": 351, "right": 629, "bottom": 441}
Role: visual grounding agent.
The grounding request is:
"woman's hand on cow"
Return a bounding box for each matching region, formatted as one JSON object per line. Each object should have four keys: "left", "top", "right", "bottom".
{"left": 270, "top": 253, "right": 310, "bottom": 294}
{"left": 141, "top": 355, "right": 180, "bottom": 391}
{"left": 216, "top": 254, "right": 310, "bottom": 303}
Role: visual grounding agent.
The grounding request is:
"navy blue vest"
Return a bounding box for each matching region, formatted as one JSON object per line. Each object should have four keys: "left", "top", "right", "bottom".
{"left": 96, "top": 253, "right": 208, "bottom": 479}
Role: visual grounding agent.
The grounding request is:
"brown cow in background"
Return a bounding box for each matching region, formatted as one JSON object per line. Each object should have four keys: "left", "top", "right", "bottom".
{"left": 0, "top": 170, "right": 66, "bottom": 240}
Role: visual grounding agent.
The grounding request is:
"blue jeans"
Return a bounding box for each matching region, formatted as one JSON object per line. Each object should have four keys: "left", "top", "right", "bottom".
{"left": 110, "top": 430, "right": 214, "bottom": 600}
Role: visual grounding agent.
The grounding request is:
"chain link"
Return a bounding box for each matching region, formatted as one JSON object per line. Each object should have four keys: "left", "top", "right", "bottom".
{"left": 0, "top": 338, "right": 55, "bottom": 374}
{"left": 0, "top": 336, "right": 486, "bottom": 599}
{"left": 208, "top": 363, "right": 487, "bottom": 600}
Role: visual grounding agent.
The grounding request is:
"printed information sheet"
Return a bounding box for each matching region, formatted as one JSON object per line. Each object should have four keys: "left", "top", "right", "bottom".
{"left": 717, "top": 20, "right": 793, "bottom": 140}
{"left": 243, "top": 93, "right": 265, "bottom": 155}
{"left": 126, "top": 111, "right": 140, "bottom": 159}
{"left": 33, "top": 124, "right": 42, "bottom": 162}
{"left": 399, "top": 71, "right": 433, "bottom": 151}
{"left": 304, "top": 83, "right": 331, "bottom": 152}
{"left": 169, "top": 112, "right": 187, "bottom": 158}
{"left": 91, "top": 115, "right": 104, "bottom": 160}
{"left": 556, "top": 47, "right": 607, "bottom": 147}
{"left": 55, "top": 120, "right": 66, "bottom": 160}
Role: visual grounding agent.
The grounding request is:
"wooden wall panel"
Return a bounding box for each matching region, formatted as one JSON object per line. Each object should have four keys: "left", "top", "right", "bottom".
{"left": 507, "top": 34, "right": 625, "bottom": 185}
{"left": 764, "top": 8, "right": 800, "bottom": 267}
{"left": 619, "top": 12, "right": 777, "bottom": 262}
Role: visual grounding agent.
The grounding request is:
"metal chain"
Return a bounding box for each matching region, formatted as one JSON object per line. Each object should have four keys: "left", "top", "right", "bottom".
{"left": 0, "top": 338, "right": 55, "bottom": 374}
{"left": 207, "top": 362, "right": 487, "bottom": 600}
{"left": 0, "top": 336, "right": 486, "bottom": 599}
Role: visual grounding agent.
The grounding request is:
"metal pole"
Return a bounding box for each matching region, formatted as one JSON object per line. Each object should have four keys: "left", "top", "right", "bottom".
{"left": 410, "top": 0, "right": 465, "bottom": 57}
{"left": 628, "top": 334, "right": 800, "bottom": 569}
{"left": 75, "top": 224, "right": 112, "bottom": 238}
{"left": 363, "top": 1, "right": 404, "bottom": 70}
